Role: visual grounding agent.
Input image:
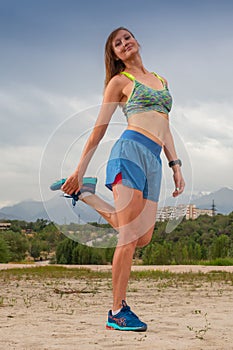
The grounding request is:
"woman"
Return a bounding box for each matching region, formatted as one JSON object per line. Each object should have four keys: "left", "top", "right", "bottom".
{"left": 61, "top": 27, "right": 185, "bottom": 331}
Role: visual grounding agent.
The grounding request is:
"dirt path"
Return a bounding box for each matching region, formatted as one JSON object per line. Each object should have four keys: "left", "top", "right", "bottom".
{"left": 0, "top": 271, "right": 233, "bottom": 350}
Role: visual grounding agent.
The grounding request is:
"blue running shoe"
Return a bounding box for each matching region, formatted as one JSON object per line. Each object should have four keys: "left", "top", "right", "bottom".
{"left": 50, "top": 178, "right": 67, "bottom": 191}
{"left": 50, "top": 177, "right": 97, "bottom": 207}
{"left": 50, "top": 177, "right": 97, "bottom": 191}
{"left": 106, "top": 300, "right": 147, "bottom": 332}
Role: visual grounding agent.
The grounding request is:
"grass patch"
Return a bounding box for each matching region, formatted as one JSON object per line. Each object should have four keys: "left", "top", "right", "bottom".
{"left": 131, "top": 269, "right": 233, "bottom": 284}
{"left": 159, "top": 259, "right": 233, "bottom": 266}
{"left": 0, "top": 266, "right": 111, "bottom": 280}
{"left": 0, "top": 266, "right": 232, "bottom": 285}
{"left": 202, "top": 258, "right": 233, "bottom": 266}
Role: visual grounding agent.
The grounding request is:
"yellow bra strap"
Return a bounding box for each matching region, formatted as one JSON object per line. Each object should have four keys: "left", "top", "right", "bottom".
{"left": 153, "top": 72, "right": 165, "bottom": 86}
{"left": 120, "top": 71, "right": 135, "bottom": 81}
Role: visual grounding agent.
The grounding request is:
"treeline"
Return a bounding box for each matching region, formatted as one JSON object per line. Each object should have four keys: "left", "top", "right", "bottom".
{"left": 0, "top": 212, "right": 233, "bottom": 265}
{"left": 141, "top": 212, "right": 233, "bottom": 264}
{"left": 0, "top": 219, "right": 114, "bottom": 264}
{"left": 0, "top": 219, "right": 62, "bottom": 263}
{"left": 56, "top": 238, "right": 114, "bottom": 265}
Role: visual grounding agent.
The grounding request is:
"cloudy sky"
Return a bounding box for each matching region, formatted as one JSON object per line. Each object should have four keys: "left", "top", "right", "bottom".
{"left": 0, "top": 0, "right": 233, "bottom": 208}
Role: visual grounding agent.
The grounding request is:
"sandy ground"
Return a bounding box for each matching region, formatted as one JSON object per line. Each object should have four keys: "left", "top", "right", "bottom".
{"left": 0, "top": 264, "right": 233, "bottom": 350}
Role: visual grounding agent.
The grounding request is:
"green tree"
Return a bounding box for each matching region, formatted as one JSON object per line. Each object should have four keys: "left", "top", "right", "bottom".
{"left": 56, "top": 238, "right": 77, "bottom": 264}
{"left": 32, "top": 219, "right": 49, "bottom": 232}
{"left": 194, "top": 243, "right": 202, "bottom": 261}
{"left": 90, "top": 249, "right": 104, "bottom": 264}
{"left": 0, "top": 237, "right": 11, "bottom": 262}
{"left": 210, "top": 234, "right": 230, "bottom": 259}
{"left": 39, "top": 223, "right": 61, "bottom": 245}
{"left": 29, "top": 239, "right": 49, "bottom": 260}
{"left": 141, "top": 242, "right": 171, "bottom": 265}
{"left": 0, "top": 231, "right": 29, "bottom": 261}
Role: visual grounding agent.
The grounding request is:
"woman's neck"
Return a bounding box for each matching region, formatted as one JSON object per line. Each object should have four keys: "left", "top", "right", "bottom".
{"left": 124, "top": 54, "right": 147, "bottom": 74}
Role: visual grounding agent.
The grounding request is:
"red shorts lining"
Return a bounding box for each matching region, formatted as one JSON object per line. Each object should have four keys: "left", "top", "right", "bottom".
{"left": 112, "top": 172, "right": 122, "bottom": 185}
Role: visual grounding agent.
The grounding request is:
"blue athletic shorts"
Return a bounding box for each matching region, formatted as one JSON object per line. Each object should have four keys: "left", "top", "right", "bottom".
{"left": 105, "top": 129, "right": 162, "bottom": 202}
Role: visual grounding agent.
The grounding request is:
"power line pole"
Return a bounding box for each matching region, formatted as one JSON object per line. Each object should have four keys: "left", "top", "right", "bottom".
{"left": 211, "top": 200, "right": 217, "bottom": 217}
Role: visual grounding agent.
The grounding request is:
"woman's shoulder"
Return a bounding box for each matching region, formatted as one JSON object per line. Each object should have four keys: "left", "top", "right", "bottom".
{"left": 109, "top": 73, "right": 128, "bottom": 85}
{"left": 106, "top": 73, "right": 129, "bottom": 92}
{"left": 104, "top": 74, "right": 127, "bottom": 102}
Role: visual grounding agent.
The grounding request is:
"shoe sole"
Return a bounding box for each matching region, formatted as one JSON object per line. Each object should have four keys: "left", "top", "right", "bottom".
{"left": 106, "top": 323, "right": 147, "bottom": 332}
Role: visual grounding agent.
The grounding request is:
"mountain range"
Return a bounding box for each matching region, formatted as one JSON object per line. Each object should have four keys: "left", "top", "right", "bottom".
{"left": 0, "top": 187, "right": 232, "bottom": 224}
{"left": 0, "top": 194, "right": 100, "bottom": 224}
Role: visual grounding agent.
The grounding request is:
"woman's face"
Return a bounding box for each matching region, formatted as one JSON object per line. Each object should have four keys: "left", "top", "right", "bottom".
{"left": 112, "top": 29, "right": 139, "bottom": 61}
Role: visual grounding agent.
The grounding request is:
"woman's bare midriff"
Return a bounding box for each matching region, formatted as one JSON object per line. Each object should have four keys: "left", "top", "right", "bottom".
{"left": 126, "top": 110, "right": 169, "bottom": 147}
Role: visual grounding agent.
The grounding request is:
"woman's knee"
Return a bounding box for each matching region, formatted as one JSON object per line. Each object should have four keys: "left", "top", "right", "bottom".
{"left": 136, "top": 228, "right": 154, "bottom": 248}
{"left": 115, "top": 239, "right": 138, "bottom": 254}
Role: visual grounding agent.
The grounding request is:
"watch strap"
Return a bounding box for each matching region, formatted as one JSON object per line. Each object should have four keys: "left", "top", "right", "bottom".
{"left": 169, "top": 159, "right": 182, "bottom": 167}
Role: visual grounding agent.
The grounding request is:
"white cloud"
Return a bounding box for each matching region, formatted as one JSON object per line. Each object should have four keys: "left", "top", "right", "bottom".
{"left": 171, "top": 102, "right": 233, "bottom": 191}
{"left": 0, "top": 85, "right": 103, "bottom": 207}
{"left": 173, "top": 102, "right": 233, "bottom": 146}
{"left": 0, "top": 84, "right": 101, "bottom": 147}
{"left": 0, "top": 145, "right": 42, "bottom": 207}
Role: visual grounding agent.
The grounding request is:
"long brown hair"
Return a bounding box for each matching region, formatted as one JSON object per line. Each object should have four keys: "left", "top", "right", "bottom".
{"left": 104, "top": 27, "right": 136, "bottom": 88}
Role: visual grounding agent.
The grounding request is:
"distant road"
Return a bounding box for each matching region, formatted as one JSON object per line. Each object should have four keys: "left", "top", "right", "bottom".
{"left": 0, "top": 262, "right": 233, "bottom": 273}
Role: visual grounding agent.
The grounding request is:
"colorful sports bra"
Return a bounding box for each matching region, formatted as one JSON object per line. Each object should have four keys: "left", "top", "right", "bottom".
{"left": 120, "top": 71, "right": 173, "bottom": 119}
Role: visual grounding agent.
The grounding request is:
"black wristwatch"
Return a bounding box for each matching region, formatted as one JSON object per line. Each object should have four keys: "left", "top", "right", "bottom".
{"left": 168, "top": 159, "right": 182, "bottom": 167}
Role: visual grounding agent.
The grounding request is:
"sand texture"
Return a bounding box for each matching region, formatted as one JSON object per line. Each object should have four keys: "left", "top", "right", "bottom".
{"left": 0, "top": 264, "right": 233, "bottom": 350}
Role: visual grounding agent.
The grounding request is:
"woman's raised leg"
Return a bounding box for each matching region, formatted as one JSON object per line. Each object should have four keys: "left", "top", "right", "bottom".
{"left": 80, "top": 193, "right": 119, "bottom": 228}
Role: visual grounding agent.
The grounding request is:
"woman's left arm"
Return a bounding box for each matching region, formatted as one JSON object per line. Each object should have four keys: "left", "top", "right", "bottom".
{"left": 163, "top": 122, "right": 185, "bottom": 197}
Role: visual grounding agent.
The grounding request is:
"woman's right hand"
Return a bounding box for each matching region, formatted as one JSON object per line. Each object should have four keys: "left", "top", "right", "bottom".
{"left": 172, "top": 169, "right": 185, "bottom": 197}
{"left": 61, "top": 171, "right": 83, "bottom": 195}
